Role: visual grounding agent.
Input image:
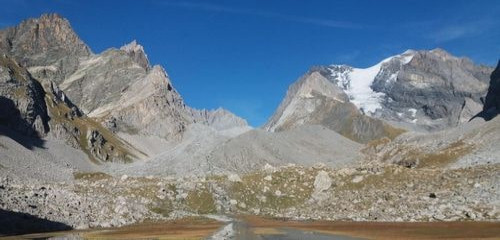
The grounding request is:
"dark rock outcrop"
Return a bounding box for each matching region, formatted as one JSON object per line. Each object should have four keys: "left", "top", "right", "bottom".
{"left": 0, "top": 55, "right": 49, "bottom": 137}
{"left": 478, "top": 60, "right": 500, "bottom": 120}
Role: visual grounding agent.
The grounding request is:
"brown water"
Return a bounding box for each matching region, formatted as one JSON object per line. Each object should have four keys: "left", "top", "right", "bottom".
{"left": 2, "top": 216, "right": 500, "bottom": 240}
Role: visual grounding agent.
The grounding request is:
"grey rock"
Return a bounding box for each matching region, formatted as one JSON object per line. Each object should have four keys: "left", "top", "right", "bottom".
{"left": 370, "top": 49, "right": 492, "bottom": 130}
{"left": 120, "top": 40, "right": 150, "bottom": 70}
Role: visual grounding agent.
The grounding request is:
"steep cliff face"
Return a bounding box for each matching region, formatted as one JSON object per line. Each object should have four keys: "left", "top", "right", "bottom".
{"left": 0, "top": 55, "right": 49, "bottom": 137}
{"left": 481, "top": 61, "right": 500, "bottom": 119}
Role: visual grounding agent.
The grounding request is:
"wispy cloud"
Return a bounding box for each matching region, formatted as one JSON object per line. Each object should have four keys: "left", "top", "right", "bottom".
{"left": 160, "top": 1, "right": 363, "bottom": 29}
{"left": 428, "top": 20, "right": 495, "bottom": 43}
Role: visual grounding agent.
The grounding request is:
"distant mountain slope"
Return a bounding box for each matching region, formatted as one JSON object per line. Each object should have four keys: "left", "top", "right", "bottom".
{"left": 107, "top": 124, "right": 362, "bottom": 176}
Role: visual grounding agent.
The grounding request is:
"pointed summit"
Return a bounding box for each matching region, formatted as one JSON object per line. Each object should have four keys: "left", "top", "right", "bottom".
{"left": 0, "top": 13, "right": 91, "bottom": 80}
{"left": 120, "top": 40, "right": 150, "bottom": 70}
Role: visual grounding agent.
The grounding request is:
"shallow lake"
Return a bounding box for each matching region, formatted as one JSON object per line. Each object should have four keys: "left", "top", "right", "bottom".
{"left": 2, "top": 215, "right": 500, "bottom": 239}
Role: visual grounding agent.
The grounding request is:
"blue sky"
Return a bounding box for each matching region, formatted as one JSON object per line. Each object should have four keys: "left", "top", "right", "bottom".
{"left": 1, "top": 0, "right": 499, "bottom": 126}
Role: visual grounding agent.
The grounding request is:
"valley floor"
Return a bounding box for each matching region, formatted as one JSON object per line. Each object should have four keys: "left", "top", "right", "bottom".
{"left": 0, "top": 163, "right": 499, "bottom": 237}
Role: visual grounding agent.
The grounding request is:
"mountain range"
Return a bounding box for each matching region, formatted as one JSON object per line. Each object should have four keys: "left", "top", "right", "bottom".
{"left": 0, "top": 14, "right": 499, "bottom": 232}
{"left": 1, "top": 13, "right": 498, "bottom": 177}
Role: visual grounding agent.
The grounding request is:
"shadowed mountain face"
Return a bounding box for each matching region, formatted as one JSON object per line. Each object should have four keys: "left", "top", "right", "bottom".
{"left": 481, "top": 60, "right": 500, "bottom": 120}
{"left": 0, "top": 209, "right": 72, "bottom": 236}
{"left": 0, "top": 56, "right": 49, "bottom": 138}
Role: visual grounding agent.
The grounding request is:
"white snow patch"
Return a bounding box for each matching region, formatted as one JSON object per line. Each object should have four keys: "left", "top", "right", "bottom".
{"left": 346, "top": 63, "right": 387, "bottom": 114}
{"left": 408, "top": 108, "right": 417, "bottom": 118}
{"left": 388, "top": 73, "right": 398, "bottom": 82}
{"left": 331, "top": 51, "right": 415, "bottom": 115}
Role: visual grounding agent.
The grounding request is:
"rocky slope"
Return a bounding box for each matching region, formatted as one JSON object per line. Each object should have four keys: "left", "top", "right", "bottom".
{"left": 1, "top": 163, "right": 498, "bottom": 230}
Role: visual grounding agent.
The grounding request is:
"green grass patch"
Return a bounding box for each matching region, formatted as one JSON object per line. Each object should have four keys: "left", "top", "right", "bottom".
{"left": 185, "top": 186, "right": 216, "bottom": 214}
{"left": 150, "top": 199, "right": 174, "bottom": 217}
{"left": 73, "top": 171, "right": 112, "bottom": 181}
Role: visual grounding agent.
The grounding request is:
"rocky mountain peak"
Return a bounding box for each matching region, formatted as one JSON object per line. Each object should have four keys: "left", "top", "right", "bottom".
{"left": 0, "top": 13, "right": 91, "bottom": 61}
{"left": 427, "top": 48, "right": 455, "bottom": 59}
{"left": 120, "top": 40, "right": 149, "bottom": 70}
{"left": 190, "top": 107, "right": 250, "bottom": 131}
{"left": 0, "top": 13, "right": 91, "bottom": 84}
